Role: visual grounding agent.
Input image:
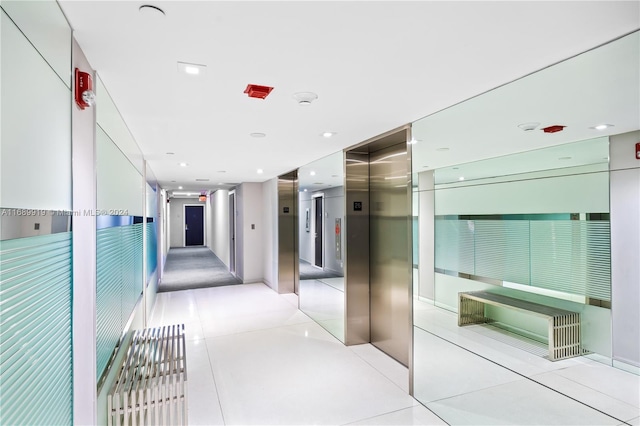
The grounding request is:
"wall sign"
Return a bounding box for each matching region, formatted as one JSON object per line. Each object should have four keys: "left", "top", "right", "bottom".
{"left": 353, "top": 201, "right": 363, "bottom": 211}
{"left": 283, "top": 207, "right": 289, "bottom": 214}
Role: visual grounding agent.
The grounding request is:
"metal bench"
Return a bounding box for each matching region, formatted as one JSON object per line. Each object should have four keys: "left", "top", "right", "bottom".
{"left": 108, "top": 324, "right": 187, "bottom": 426}
{"left": 458, "top": 291, "right": 581, "bottom": 361}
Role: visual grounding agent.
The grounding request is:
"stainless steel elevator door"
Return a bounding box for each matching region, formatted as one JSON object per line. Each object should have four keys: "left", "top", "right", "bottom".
{"left": 369, "top": 143, "right": 411, "bottom": 366}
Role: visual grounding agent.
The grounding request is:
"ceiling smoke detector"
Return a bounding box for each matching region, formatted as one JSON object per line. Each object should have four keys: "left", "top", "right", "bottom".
{"left": 518, "top": 122, "right": 540, "bottom": 132}
{"left": 292, "top": 92, "right": 318, "bottom": 105}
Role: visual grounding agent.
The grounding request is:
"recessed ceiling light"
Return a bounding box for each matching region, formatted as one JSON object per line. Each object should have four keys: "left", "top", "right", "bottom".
{"left": 458, "top": 177, "right": 465, "bottom": 181}
{"left": 407, "top": 139, "right": 419, "bottom": 145}
{"left": 310, "top": 171, "right": 316, "bottom": 176}
{"left": 559, "top": 156, "right": 572, "bottom": 160}
{"left": 139, "top": 4, "right": 165, "bottom": 17}
{"left": 436, "top": 147, "right": 449, "bottom": 152}
{"left": 171, "top": 180, "right": 176, "bottom": 182}
{"left": 321, "top": 132, "right": 335, "bottom": 138}
{"left": 250, "top": 132, "right": 266, "bottom": 138}
{"left": 303, "top": 189, "right": 308, "bottom": 192}
{"left": 217, "top": 170, "right": 226, "bottom": 173}
{"left": 452, "top": 167, "right": 459, "bottom": 170}
{"left": 195, "top": 178, "right": 209, "bottom": 182}
{"left": 179, "top": 162, "right": 188, "bottom": 167}
{"left": 257, "top": 169, "right": 264, "bottom": 174}
{"left": 218, "top": 182, "right": 225, "bottom": 185}
{"left": 179, "top": 186, "right": 183, "bottom": 189}
{"left": 292, "top": 92, "right": 318, "bottom": 105}
{"left": 177, "top": 62, "right": 207, "bottom": 76}
{"left": 592, "top": 124, "right": 614, "bottom": 130}
{"left": 423, "top": 166, "right": 429, "bottom": 168}
{"left": 166, "top": 152, "right": 175, "bottom": 155}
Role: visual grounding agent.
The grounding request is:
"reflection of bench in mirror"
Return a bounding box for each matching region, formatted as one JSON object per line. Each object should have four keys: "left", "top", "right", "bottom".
{"left": 458, "top": 291, "right": 581, "bottom": 361}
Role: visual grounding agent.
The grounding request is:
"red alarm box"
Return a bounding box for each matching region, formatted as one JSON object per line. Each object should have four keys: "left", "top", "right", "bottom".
{"left": 75, "top": 68, "right": 95, "bottom": 110}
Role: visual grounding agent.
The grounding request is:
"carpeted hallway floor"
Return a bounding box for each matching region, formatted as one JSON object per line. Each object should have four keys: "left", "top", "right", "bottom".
{"left": 158, "top": 247, "right": 242, "bottom": 293}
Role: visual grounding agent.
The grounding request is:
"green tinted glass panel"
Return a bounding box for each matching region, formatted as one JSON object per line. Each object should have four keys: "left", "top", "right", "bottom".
{"left": 435, "top": 219, "right": 474, "bottom": 274}
{"left": 475, "top": 220, "right": 530, "bottom": 285}
{"left": 145, "top": 222, "right": 157, "bottom": 282}
{"left": 96, "top": 223, "right": 143, "bottom": 380}
{"left": 531, "top": 221, "right": 611, "bottom": 301}
{"left": 0, "top": 233, "right": 73, "bottom": 425}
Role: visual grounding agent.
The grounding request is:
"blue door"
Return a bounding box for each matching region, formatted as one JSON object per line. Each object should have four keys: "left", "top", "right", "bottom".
{"left": 185, "top": 205, "right": 204, "bottom": 246}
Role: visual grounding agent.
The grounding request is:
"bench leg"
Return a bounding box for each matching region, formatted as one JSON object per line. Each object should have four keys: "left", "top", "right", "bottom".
{"left": 549, "top": 313, "right": 581, "bottom": 361}
{"left": 459, "top": 296, "right": 486, "bottom": 326}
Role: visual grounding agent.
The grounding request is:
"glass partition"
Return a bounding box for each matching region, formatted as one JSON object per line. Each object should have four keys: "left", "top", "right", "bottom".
{"left": 411, "top": 31, "right": 638, "bottom": 424}
{"left": 0, "top": 4, "right": 74, "bottom": 424}
{"left": 298, "top": 151, "right": 345, "bottom": 342}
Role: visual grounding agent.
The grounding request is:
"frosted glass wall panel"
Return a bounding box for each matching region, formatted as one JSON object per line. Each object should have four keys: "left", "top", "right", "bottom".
{"left": 530, "top": 221, "right": 611, "bottom": 301}
{"left": 474, "top": 220, "right": 530, "bottom": 285}
{"left": 0, "top": 233, "right": 72, "bottom": 425}
{"left": 434, "top": 170, "right": 609, "bottom": 216}
{"left": 0, "top": 11, "right": 71, "bottom": 210}
{"left": 96, "top": 127, "right": 143, "bottom": 216}
{"left": 0, "top": 0, "right": 71, "bottom": 87}
{"left": 96, "top": 76, "right": 144, "bottom": 173}
{"left": 96, "top": 223, "right": 144, "bottom": 380}
{"left": 146, "top": 222, "right": 158, "bottom": 281}
{"left": 434, "top": 219, "right": 474, "bottom": 274}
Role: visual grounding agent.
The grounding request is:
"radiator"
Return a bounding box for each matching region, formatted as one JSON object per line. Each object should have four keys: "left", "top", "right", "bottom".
{"left": 108, "top": 324, "right": 187, "bottom": 426}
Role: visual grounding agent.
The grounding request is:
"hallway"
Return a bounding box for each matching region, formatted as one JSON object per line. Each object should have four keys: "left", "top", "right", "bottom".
{"left": 149, "top": 283, "right": 445, "bottom": 425}
{"left": 159, "top": 247, "right": 242, "bottom": 293}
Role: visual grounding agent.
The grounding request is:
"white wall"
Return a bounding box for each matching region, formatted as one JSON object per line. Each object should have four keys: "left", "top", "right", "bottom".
{"left": 610, "top": 130, "right": 640, "bottom": 368}
{"left": 322, "top": 186, "right": 345, "bottom": 275}
{"left": 209, "top": 189, "right": 230, "bottom": 266}
{"left": 262, "top": 179, "right": 278, "bottom": 290}
{"left": 299, "top": 191, "right": 313, "bottom": 263}
{"left": 71, "top": 35, "right": 98, "bottom": 426}
{"left": 169, "top": 197, "right": 205, "bottom": 248}
{"left": 298, "top": 187, "right": 345, "bottom": 275}
{"left": 236, "top": 183, "right": 263, "bottom": 283}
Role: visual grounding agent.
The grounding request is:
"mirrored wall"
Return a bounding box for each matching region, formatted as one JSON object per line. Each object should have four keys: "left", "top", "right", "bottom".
{"left": 411, "top": 31, "right": 639, "bottom": 424}
{"left": 298, "top": 151, "right": 346, "bottom": 342}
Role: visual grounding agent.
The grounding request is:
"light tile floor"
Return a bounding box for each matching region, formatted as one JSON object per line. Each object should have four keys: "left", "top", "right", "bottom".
{"left": 149, "top": 283, "right": 445, "bottom": 425}
{"left": 414, "top": 298, "right": 640, "bottom": 425}
{"left": 149, "top": 283, "right": 639, "bottom": 425}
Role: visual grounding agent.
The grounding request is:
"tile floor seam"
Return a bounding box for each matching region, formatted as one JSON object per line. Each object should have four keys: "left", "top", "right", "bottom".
{"left": 339, "top": 404, "right": 446, "bottom": 426}
{"left": 348, "top": 347, "right": 411, "bottom": 395}
{"left": 541, "top": 371, "right": 640, "bottom": 412}
{"left": 200, "top": 336, "right": 228, "bottom": 425}
{"left": 422, "top": 329, "right": 631, "bottom": 424}
{"left": 200, "top": 313, "right": 322, "bottom": 342}
{"left": 530, "top": 370, "right": 640, "bottom": 414}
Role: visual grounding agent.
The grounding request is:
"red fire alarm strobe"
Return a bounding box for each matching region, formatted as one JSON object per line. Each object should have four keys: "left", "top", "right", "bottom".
{"left": 75, "top": 68, "right": 95, "bottom": 109}
{"left": 542, "top": 125, "right": 566, "bottom": 133}
{"left": 636, "top": 142, "right": 640, "bottom": 160}
{"left": 244, "top": 84, "right": 274, "bottom": 99}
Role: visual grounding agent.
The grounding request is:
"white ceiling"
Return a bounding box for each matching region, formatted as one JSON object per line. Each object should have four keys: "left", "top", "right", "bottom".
{"left": 413, "top": 30, "right": 640, "bottom": 181}
{"left": 58, "top": 1, "right": 640, "bottom": 193}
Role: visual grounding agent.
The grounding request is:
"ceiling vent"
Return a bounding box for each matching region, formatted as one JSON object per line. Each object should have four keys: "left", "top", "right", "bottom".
{"left": 244, "top": 84, "right": 273, "bottom": 99}
{"left": 292, "top": 92, "right": 318, "bottom": 105}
